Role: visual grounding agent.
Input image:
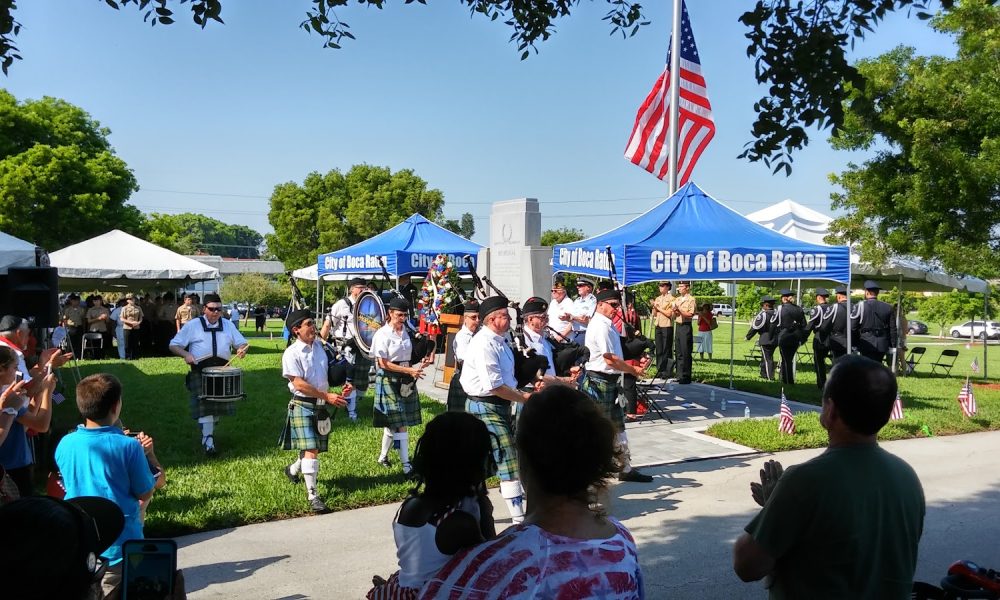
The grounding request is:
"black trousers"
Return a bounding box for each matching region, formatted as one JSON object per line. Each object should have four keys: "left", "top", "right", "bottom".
{"left": 622, "top": 374, "right": 638, "bottom": 414}
{"left": 778, "top": 338, "right": 798, "bottom": 384}
{"left": 654, "top": 326, "right": 674, "bottom": 375}
{"left": 813, "top": 339, "right": 830, "bottom": 389}
{"left": 66, "top": 326, "right": 83, "bottom": 357}
{"left": 124, "top": 329, "right": 140, "bottom": 360}
{"left": 675, "top": 322, "right": 693, "bottom": 383}
{"left": 760, "top": 344, "right": 777, "bottom": 380}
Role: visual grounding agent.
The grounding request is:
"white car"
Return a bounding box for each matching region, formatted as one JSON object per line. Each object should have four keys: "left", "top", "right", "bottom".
{"left": 949, "top": 321, "right": 1000, "bottom": 340}
{"left": 712, "top": 303, "right": 734, "bottom": 317}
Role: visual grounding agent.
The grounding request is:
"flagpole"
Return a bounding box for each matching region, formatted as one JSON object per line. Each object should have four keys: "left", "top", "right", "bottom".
{"left": 666, "top": 0, "right": 683, "bottom": 194}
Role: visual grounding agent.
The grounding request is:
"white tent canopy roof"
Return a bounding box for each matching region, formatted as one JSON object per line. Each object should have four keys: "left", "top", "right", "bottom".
{"left": 50, "top": 229, "right": 219, "bottom": 289}
{"left": 291, "top": 263, "right": 350, "bottom": 282}
{"left": 746, "top": 200, "right": 988, "bottom": 293}
{"left": 0, "top": 231, "right": 37, "bottom": 275}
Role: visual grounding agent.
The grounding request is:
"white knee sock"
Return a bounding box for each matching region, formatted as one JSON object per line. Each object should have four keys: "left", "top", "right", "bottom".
{"left": 301, "top": 458, "right": 320, "bottom": 500}
{"left": 289, "top": 450, "right": 304, "bottom": 476}
{"left": 346, "top": 389, "right": 357, "bottom": 419}
{"left": 500, "top": 480, "right": 525, "bottom": 524}
{"left": 394, "top": 432, "right": 410, "bottom": 471}
{"left": 198, "top": 416, "right": 215, "bottom": 446}
{"left": 617, "top": 431, "right": 633, "bottom": 473}
{"left": 379, "top": 428, "right": 393, "bottom": 460}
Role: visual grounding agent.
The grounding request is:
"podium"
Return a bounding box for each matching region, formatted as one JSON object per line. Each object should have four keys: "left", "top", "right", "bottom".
{"left": 435, "top": 313, "right": 463, "bottom": 389}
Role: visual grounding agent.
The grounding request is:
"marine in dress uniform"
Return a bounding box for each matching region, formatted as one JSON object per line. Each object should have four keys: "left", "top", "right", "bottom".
{"left": 570, "top": 279, "right": 597, "bottom": 345}
{"left": 175, "top": 294, "right": 199, "bottom": 333}
{"left": 169, "top": 293, "right": 249, "bottom": 455}
{"left": 775, "top": 289, "right": 806, "bottom": 385}
{"left": 320, "top": 277, "right": 372, "bottom": 421}
{"left": 446, "top": 298, "right": 480, "bottom": 412}
{"left": 279, "top": 309, "right": 348, "bottom": 514}
{"left": 119, "top": 294, "right": 144, "bottom": 361}
{"left": 460, "top": 295, "right": 531, "bottom": 523}
{"left": 673, "top": 282, "right": 697, "bottom": 384}
{"left": 746, "top": 296, "right": 779, "bottom": 380}
{"left": 851, "top": 280, "right": 897, "bottom": 364}
{"left": 582, "top": 289, "right": 653, "bottom": 483}
{"left": 804, "top": 288, "right": 833, "bottom": 389}
{"left": 651, "top": 281, "right": 676, "bottom": 377}
{"left": 61, "top": 294, "right": 86, "bottom": 357}
{"left": 371, "top": 297, "right": 430, "bottom": 477}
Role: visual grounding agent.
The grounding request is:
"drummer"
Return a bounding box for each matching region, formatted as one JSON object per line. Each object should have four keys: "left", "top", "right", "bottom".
{"left": 446, "top": 298, "right": 479, "bottom": 412}
{"left": 320, "top": 277, "right": 371, "bottom": 422}
{"left": 169, "top": 293, "right": 249, "bottom": 456}
{"left": 371, "top": 297, "right": 430, "bottom": 478}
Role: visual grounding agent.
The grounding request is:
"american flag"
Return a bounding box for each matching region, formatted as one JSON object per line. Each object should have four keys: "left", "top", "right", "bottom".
{"left": 971, "top": 357, "right": 980, "bottom": 374}
{"left": 624, "top": 0, "right": 715, "bottom": 185}
{"left": 890, "top": 392, "right": 904, "bottom": 421}
{"left": 778, "top": 389, "right": 795, "bottom": 434}
{"left": 958, "top": 377, "right": 977, "bottom": 417}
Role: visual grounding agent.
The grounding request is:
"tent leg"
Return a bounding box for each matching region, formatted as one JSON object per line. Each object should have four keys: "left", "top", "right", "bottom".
{"left": 985, "top": 289, "right": 989, "bottom": 380}
{"left": 729, "top": 285, "right": 736, "bottom": 390}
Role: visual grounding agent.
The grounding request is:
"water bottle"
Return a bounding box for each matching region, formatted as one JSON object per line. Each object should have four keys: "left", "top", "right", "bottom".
{"left": 721, "top": 398, "right": 727, "bottom": 411}
{"left": 744, "top": 405, "right": 751, "bottom": 418}
{"left": 710, "top": 389, "right": 716, "bottom": 403}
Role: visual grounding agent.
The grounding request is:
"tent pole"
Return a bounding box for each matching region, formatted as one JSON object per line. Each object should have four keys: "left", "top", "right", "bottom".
{"left": 895, "top": 274, "right": 903, "bottom": 374}
{"left": 985, "top": 288, "right": 989, "bottom": 380}
{"left": 729, "top": 284, "right": 736, "bottom": 390}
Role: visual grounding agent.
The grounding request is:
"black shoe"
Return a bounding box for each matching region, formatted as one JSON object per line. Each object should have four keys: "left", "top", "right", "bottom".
{"left": 618, "top": 469, "right": 654, "bottom": 483}
{"left": 377, "top": 456, "right": 391, "bottom": 468}
{"left": 309, "top": 496, "right": 330, "bottom": 514}
{"left": 284, "top": 464, "right": 300, "bottom": 484}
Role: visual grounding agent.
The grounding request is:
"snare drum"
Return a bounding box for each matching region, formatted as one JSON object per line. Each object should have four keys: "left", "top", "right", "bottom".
{"left": 200, "top": 366, "right": 244, "bottom": 402}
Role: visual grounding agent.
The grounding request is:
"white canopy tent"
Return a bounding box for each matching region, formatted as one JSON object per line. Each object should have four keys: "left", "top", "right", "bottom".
{"left": 49, "top": 230, "right": 219, "bottom": 289}
{"left": 0, "top": 231, "right": 37, "bottom": 275}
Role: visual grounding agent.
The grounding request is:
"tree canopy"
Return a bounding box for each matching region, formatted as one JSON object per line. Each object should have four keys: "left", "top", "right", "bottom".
{"left": 145, "top": 212, "right": 263, "bottom": 258}
{"left": 0, "top": 89, "right": 143, "bottom": 250}
{"left": 220, "top": 273, "right": 288, "bottom": 308}
{"left": 541, "top": 227, "right": 586, "bottom": 246}
{"left": 266, "top": 164, "right": 445, "bottom": 269}
{"left": 439, "top": 213, "right": 475, "bottom": 239}
{"left": 826, "top": 0, "right": 1000, "bottom": 277}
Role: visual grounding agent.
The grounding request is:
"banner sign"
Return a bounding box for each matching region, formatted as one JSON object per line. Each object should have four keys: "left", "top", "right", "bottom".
{"left": 318, "top": 251, "right": 477, "bottom": 277}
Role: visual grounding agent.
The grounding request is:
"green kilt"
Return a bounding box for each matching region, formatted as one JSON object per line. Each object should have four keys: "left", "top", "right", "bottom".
{"left": 187, "top": 370, "right": 237, "bottom": 419}
{"left": 350, "top": 352, "right": 372, "bottom": 392}
{"left": 278, "top": 398, "right": 329, "bottom": 452}
{"left": 373, "top": 372, "right": 421, "bottom": 430}
{"left": 465, "top": 398, "right": 517, "bottom": 481}
{"left": 583, "top": 372, "right": 625, "bottom": 432}
{"left": 446, "top": 364, "right": 467, "bottom": 412}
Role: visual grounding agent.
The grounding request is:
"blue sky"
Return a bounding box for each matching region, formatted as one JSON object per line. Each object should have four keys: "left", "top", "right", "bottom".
{"left": 4, "top": 1, "right": 956, "bottom": 252}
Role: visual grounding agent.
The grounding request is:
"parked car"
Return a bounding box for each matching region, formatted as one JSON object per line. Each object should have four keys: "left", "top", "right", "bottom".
{"left": 949, "top": 321, "right": 1000, "bottom": 339}
{"left": 907, "top": 320, "right": 928, "bottom": 335}
{"left": 712, "top": 303, "right": 734, "bottom": 317}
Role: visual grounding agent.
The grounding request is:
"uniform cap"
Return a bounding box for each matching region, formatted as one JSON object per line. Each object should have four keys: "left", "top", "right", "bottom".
{"left": 863, "top": 280, "right": 881, "bottom": 291}
{"left": 576, "top": 278, "right": 594, "bottom": 288}
{"left": 761, "top": 295, "right": 776, "bottom": 304}
{"left": 834, "top": 285, "right": 848, "bottom": 295}
{"left": 348, "top": 277, "right": 367, "bottom": 288}
{"left": 462, "top": 298, "right": 480, "bottom": 314}
{"left": 596, "top": 289, "right": 620, "bottom": 303}
{"left": 779, "top": 288, "right": 795, "bottom": 297}
{"left": 388, "top": 297, "right": 411, "bottom": 312}
{"left": 815, "top": 287, "right": 830, "bottom": 297}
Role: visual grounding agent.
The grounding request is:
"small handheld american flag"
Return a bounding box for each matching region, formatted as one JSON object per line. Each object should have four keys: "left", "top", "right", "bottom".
{"left": 971, "top": 356, "right": 980, "bottom": 374}
{"left": 889, "top": 392, "right": 904, "bottom": 421}
{"left": 957, "top": 377, "right": 977, "bottom": 417}
{"left": 778, "top": 388, "right": 795, "bottom": 434}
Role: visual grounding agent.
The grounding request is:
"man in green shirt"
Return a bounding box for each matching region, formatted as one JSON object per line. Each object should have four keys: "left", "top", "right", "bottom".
{"left": 733, "top": 355, "right": 925, "bottom": 599}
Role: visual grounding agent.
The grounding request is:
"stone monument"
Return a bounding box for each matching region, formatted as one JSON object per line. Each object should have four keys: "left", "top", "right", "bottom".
{"left": 484, "top": 198, "right": 551, "bottom": 304}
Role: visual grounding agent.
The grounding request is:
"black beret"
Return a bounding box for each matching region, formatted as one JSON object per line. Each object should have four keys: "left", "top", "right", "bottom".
{"left": 761, "top": 295, "right": 776, "bottom": 304}
{"left": 0, "top": 315, "right": 23, "bottom": 331}
{"left": 834, "top": 285, "right": 848, "bottom": 295}
{"left": 285, "top": 309, "right": 312, "bottom": 332}
{"left": 863, "top": 280, "right": 881, "bottom": 291}
{"left": 522, "top": 297, "right": 548, "bottom": 315}
{"left": 203, "top": 293, "right": 222, "bottom": 304}
{"left": 597, "top": 280, "right": 614, "bottom": 291}
{"left": 596, "top": 289, "right": 620, "bottom": 303}
{"left": 779, "top": 288, "right": 794, "bottom": 297}
{"left": 388, "top": 297, "right": 411, "bottom": 312}
{"left": 462, "top": 298, "right": 480, "bottom": 314}
{"left": 478, "top": 296, "right": 509, "bottom": 320}
{"left": 348, "top": 277, "right": 367, "bottom": 287}
{"left": 815, "top": 287, "right": 830, "bottom": 297}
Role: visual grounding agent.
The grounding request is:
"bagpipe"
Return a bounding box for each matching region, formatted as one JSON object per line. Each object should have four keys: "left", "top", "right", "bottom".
{"left": 602, "top": 246, "right": 655, "bottom": 362}
{"left": 545, "top": 326, "right": 590, "bottom": 376}
{"left": 465, "top": 257, "right": 549, "bottom": 388}
{"left": 375, "top": 257, "right": 436, "bottom": 366}
{"left": 288, "top": 273, "right": 354, "bottom": 388}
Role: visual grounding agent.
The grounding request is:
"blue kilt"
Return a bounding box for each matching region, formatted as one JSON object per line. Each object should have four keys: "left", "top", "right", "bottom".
{"left": 583, "top": 372, "right": 625, "bottom": 432}
{"left": 373, "top": 372, "right": 421, "bottom": 429}
{"left": 278, "top": 398, "right": 329, "bottom": 452}
{"left": 466, "top": 398, "right": 517, "bottom": 481}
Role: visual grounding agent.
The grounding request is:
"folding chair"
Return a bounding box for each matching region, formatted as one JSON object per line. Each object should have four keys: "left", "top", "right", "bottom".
{"left": 930, "top": 349, "right": 959, "bottom": 376}
{"left": 80, "top": 333, "right": 104, "bottom": 360}
{"left": 904, "top": 346, "right": 926, "bottom": 375}
{"left": 796, "top": 344, "right": 813, "bottom": 364}
{"left": 743, "top": 341, "right": 762, "bottom": 368}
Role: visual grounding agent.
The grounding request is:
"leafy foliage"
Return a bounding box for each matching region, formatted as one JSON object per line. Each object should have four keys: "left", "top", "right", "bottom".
{"left": 540, "top": 227, "right": 585, "bottom": 246}
{"left": 146, "top": 212, "right": 263, "bottom": 258}
{"left": 919, "top": 290, "right": 994, "bottom": 336}
{"left": 219, "top": 273, "right": 287, "bottom": 308}
{"left": 826, "top": 0, "right": 1000, "bottom": 276}
{"left": 438, "top": 212, "right": 475, "bottom": 239}
{"left": 265, "top": 164, "right": 445, "bottom": 270}
{"left": 0, "top": 89, "right": 142, "bottom": 249}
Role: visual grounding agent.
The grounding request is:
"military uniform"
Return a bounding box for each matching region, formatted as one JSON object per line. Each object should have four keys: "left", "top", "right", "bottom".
{"left": 85, "top": 303, "right": 111, "bottom": 359}
{"left": 822, "top": 287, "right": 850, "bottom": 359}
{"left": 673, "top": 288, "right": 697, "bottom": 384}
{"left": 570, "top": 286, "right": 597, "bottom": 345}
{"left": 120, "top": 300, "right": 144, "bottom": 360}
{"left": 652, "top": 284, "right": 676, "bottom": 376}
{"left": 852, "top": 281, "right": 897, "bottom": 364}
{"left": 175, "top": 303, "right": 199, "bottom": 332}
{"left": 804, "top": 290, "right": 833, "bottom": 389}
{"left": 61, "top": 301, "right": 86, "bottom": 356}
{"left": 746, "top": 300, "right": 779, "bottom": 380}
{"left": 775, "top": 291, "right": 806, "bottom": 385}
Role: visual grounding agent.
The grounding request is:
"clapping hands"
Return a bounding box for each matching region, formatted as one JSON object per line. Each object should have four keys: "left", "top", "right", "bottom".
{"left": 750, "top": 460, "right": 784, "bottom": 507}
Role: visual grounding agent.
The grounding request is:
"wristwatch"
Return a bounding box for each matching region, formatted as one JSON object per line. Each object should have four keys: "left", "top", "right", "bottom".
{"left": 2, "top": 407, "right": 17, "bottom": 416}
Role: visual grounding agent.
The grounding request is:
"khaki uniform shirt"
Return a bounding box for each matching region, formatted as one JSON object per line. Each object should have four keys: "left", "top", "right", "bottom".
{"left": 61, "top": 305, "right": 86, "bottom": 328}
{"left": 674, "top": 293, "right": 697, "bottom": 324}
{"left": 86, "top": 306, "right": 111, "bottom": 332}
{"left": 121, "top": 304, "right": 144, "bottom": 330}
{"left": 652, "top": 293, "right": 675, "bottom": 328}
{"left": 175, "top": 304, "right": 199, "bottom": 328}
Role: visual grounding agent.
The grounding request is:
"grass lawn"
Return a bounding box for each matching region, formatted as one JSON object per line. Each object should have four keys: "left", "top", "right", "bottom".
{"left": 667, "top": 322, "right": 1000, "bottom": 452}
{"left": 49, "top": 325, "right": 446, "bottom": 538}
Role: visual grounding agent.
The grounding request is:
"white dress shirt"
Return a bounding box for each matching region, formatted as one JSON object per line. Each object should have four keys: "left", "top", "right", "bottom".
{"left": 572, "top": 293, "right": 597, "bottom": 335}
{"left": 547, "top": 296, "right": 575, "bottom": 338}
{"left": 328, "top": 297, "right": 357, "bottom": 340}
{"left": 460, "top": 328, "right": 517, "bottom": 397}
{"left": 453, "top": 325, "right": 476, "bottom": 364}
{"left": 282, "top": 338, "right": 329, "bottom": 394}
{"left": 370, "top": 324, "right": 412, "bottom": 364}
{"left": 169, "top": 317, "right": 248, "bottom": 362}
{"left": 523, "top": 327, "right": 555, "bottom": 377}
{"left": 584, "top": 312, "right": 623, "bottom": 374}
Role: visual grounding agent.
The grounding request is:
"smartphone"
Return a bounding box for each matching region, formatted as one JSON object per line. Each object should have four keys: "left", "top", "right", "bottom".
{"left": 122, "top": 539, "right": 176, "bottom": 600}
{"left": 14, "top": 371, "right": 22, "bottom": 384}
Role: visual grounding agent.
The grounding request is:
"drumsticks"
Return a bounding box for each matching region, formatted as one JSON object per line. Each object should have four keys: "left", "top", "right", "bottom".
{"left": 223, "top": 352, "right": 246, "bottom": 368}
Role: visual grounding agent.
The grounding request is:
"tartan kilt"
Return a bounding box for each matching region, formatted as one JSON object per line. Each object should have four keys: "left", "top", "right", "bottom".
{"left": 351, "top": 353, "right": 373, "bottom": 392}
{"left": 446, "top": 364, "right": 468, "bottom": 412}
{"left": 583, "top": 373, "right": 625, "bottom": 432}
{"left": 186, "top": 371, "right": 237, "bottom": 419}
{"left": 373, "top": 372, "right": 421, "bottom": 430}
{"left": 465, "top": 399, "right": 518, "bottom": 481}
{"left": 278, "top": 398, "right": 329, "bottom": 452}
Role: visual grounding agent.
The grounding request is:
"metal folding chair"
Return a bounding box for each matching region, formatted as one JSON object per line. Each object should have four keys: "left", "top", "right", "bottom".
{"left": 930, "top": 349, "right": 959, "bottom": 376}
{"left": 80, "top": 333, "right": 104, "bottom": 360}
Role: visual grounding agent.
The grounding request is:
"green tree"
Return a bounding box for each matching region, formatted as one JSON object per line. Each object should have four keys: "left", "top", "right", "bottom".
{"left": 690, "top": 281, "right": 722, "bottom": 297}
{"left": 541, "top": 227, "right": 586, "bottom": 246}
{"left": 735, "top": 284, "right": 779, "bottom": 320}
{"left": 439, "top": 212, "right": 475, "bottom": 239}
{"left": 146, "top": 212, "right": 263, "bottom": 258}
{"left": 220, "top": 273, "right": 288, "bottom": 309}
{"left": 826, "top": 0, "right": 1000, "bottom": 277}
{"left": 0, "top": 90, "right": 142, "bottom": 249}
{"left": 266, "top": 164, "right": 445, "bottom": 269}
{"left": 919, "top": 290, "right": 989, "bottom": 337}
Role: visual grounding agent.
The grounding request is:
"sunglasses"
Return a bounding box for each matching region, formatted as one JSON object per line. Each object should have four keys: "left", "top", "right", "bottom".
{"left": 605, "top": 302, "right": 621, "bottom": 309}
{"left": 205, "top": 306, "right": 223, "bottom": 312}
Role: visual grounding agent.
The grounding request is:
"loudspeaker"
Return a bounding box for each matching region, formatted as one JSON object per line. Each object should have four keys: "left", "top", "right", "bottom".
{"left": 7, "top": 267, "right": 60, "bottom": 328}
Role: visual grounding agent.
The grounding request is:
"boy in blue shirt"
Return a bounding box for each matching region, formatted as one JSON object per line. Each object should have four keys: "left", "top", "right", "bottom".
{"left": 56, "top": 373, "right": 160, "bottom": 600}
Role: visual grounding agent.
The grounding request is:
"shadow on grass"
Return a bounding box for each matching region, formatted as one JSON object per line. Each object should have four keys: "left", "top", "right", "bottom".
{"left": 181, "top": 555, "right": 292, "bottom": 593}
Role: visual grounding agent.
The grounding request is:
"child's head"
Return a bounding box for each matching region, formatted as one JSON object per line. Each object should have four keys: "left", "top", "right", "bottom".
{"left": 411, "top": 412, "right": 493, "bottom": 498}
{"left": 75, "top": 373, "right": 122, "bottom": 423}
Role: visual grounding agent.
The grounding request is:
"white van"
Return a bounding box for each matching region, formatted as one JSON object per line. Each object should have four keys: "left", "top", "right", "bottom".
{"left": 712, "top": 303, "right": 734, "bottom": 317}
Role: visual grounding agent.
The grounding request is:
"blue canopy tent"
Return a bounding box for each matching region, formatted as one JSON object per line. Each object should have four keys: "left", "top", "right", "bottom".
{"left": 552, "top": 182, "right": 852, "bottom": 388}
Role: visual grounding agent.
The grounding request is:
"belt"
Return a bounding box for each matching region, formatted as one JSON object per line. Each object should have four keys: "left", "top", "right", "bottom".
{"left": 391, "top": 361, "right": 411, "bottom": 367}
{"left": 586, "top": 370, "right": 619, "bottom": 382}
{"left": 292, "top": 394, "right": 318, "bottom": 404}
{"left": 861, "top": 329, "right": 885, "bottom": 334}
{"left": 469, "top": 395, "right": 508, "bottom": 406}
